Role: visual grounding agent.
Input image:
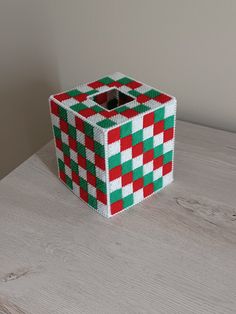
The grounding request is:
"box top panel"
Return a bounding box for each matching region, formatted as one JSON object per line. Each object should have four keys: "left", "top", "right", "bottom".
{"left": 51, "top": 72, "right": 176, "bottom": 130}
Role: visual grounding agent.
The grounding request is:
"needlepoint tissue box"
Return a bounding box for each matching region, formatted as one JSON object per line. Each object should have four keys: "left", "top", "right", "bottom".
{"left": 49, "top": 73, "right": 176, "bottom": 218}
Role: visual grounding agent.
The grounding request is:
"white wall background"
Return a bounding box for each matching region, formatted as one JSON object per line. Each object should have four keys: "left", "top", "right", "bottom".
{"left": 1, "top": 0, "right": 236, "bottom": 178}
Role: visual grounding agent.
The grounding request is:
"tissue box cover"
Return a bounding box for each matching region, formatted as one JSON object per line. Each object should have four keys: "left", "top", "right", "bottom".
{"left": 49, "top": 72, "right": 176, "bottom": 217}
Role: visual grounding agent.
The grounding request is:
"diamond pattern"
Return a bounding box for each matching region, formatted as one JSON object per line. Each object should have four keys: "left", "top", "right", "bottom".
{"left": 52, "top": 72, "right": 174, "bottom": 130}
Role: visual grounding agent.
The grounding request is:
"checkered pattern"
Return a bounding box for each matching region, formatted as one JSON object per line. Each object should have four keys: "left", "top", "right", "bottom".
{"left": 52, "top": 72, "right": 173, "bottom": 129}
{"left": 50, "top": 100, "right": 108, "bottom": 216}
{"left": 49, "top": 73, "right": 176, "bottom": 217}
{"left": 107, "top": 102, "right": 175, "bottom": 215}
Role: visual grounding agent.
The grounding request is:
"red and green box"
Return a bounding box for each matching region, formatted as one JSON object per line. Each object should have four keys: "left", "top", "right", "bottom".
{"left": 49, "top": 72, "right": 176, "bottom": 217}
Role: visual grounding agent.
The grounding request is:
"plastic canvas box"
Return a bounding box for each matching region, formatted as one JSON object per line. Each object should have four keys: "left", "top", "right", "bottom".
{"left": 49, "top": 73, "right": 177, "bottom": 218}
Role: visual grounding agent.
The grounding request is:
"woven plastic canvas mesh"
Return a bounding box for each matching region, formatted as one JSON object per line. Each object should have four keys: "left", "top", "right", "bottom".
{"left": 49, "top": 72, "right": 177, "bottom": 217}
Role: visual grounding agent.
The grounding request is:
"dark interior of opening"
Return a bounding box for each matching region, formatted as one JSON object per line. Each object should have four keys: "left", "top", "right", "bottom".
{"left": 91, "top": 88, "right": 134, "bottom": 111}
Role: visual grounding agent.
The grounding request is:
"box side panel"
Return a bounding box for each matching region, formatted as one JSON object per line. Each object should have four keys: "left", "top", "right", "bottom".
{"left": 106, "top": 100, "right": 177, "bottom": 217}
{"left": 49, "top": 98, "right": 109, "bottom": 217}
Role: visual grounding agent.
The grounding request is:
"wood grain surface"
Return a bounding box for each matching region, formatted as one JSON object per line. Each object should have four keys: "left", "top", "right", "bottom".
{"left": 0, "top": 120, "right": 236, "bottom": 314}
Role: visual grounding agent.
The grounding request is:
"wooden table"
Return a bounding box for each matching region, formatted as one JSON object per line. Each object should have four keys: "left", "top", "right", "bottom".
{"left": 0, "top": 121, "right": 236, "bottom": 314}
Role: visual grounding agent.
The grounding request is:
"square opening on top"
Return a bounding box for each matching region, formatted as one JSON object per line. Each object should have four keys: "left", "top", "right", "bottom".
{"left": 90, "top": 88, "right": 135, "bottom": 111}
